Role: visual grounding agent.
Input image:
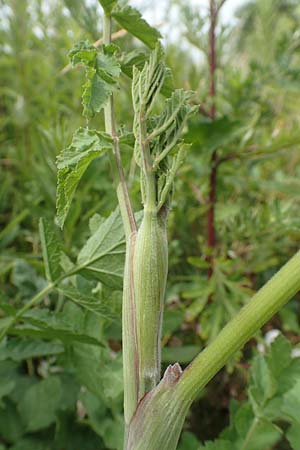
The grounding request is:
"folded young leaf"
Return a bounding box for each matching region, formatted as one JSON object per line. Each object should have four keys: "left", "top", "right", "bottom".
{"left": 69, "top": 41, "right": 121, "bottom": 117}
{"left": 132, "top": 44, "right": 165, "bottom": 122}
{"left": 150, "top": 89, "right": 197, "bottom": 164}
{"left": 56, "top": 127, "right": 112, "bottom": 228}
{"left": 120, "top": 49, "right": 174, "bottom": 97}
{"left": 112, "top": 5, "right": 161, "bottom": 49}
{"left": 132, "top": 47, "right": 197, "bottom": 210}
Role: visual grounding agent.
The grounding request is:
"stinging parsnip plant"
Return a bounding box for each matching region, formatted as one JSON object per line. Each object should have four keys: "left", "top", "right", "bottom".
{"left": 2, "top": 1, "right": 300, "bottom": 449}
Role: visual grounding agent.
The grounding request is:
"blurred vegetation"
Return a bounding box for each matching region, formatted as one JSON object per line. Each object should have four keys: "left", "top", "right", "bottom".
{"left": 1, "top": 0, "right": 300, "bottom": 449}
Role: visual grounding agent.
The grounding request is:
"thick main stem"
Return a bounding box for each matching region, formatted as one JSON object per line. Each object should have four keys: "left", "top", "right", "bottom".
{"left": 134, "top": 107, "right": 168, "bottom": 399}
{"left": 134, "top": 210, "right": 168, "bottom": 399}
{"left": 126, "top": 251, "right": 300, "bottom": 450}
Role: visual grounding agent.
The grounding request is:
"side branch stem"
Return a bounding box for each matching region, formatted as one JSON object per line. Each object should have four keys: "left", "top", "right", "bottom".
{"left": 103, "top": 14, "right": 137, "bottom": 238}
{"left": 102, "top": 13, "right": 139, "bottom": 436}
{"left": 178, "top": 251, "right": 300, "bottom": 402}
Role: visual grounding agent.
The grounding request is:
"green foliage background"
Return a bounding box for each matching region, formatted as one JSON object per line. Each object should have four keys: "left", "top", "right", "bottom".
{"left": 1, "top": 0, "right": 300, "bottom": 449}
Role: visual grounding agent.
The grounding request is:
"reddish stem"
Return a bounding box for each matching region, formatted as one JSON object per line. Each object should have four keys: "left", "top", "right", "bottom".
{"left": 209, "top": 0, "right": 216, "bottom": 120}
{"left": 207, "top": 0, "right": 217, "bottom": 278}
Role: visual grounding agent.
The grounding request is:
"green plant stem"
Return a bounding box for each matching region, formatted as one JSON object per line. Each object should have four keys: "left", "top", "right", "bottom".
{"left": 134, "top": 210, "right": 168, "bottom": 399}
{"left": 240, "top": 417, "right": 260, "bottom": 450}
{"left": 0, "top": 281, "right": 55, "bottom": 340}
{"left": 177, "top": 250, "right": 300, "bottom": 403}
{"left": 0, "top": 250, "right": 117, "bottom": 339}
{"left": 122, "top": 231, "right": 139, "bottom": 427}
{"left": 125, "top": 252, "right": 300, "bottom": 450}
{"left": 103, "top": 14, "right": 136, "bottom": 238}
{"left": 15, "top": 281, "right": 55, "bottom": 319}
{"left": 138, "top": 112, "right": 156, "bottom": 210}
{"left": 102, "top": 12, "right": 139, "bottom": 431}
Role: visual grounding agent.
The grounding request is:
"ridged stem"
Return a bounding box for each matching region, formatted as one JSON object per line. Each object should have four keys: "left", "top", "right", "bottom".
{"left": 102, "top": 12, "right": 139, "bottom": 431}
{"left": 177, "top": 250, "right": 300, "bottom": 402}
{"left": 126, "top": 251, "right": 300, "bottom": 450}
{"left": 134, "top": 210, "right": 168, "bottom": 398}
{"left": 122, "top": 231, "right": 139, "bottom": 427}
{"left": 102, "top": 14, "right": 136, "bottom": 238}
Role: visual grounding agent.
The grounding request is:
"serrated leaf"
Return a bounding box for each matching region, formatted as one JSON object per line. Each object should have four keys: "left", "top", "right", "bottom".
{"left": 0, "top": 338, "right": 64, "bottom": 362}
{"left": 69, "top": 41, "right": 121, "bottom": 117}
{"left": 69, "top": 40, "right": 97, "bottom": 66}
{"left": 82, "top": 66, "right": 112, "bottom": 117}
{"left": 39, "top": 218, "right": 62, "bottom": 281}
{"left": 73, "top": 343, "right": 123, "bottom": 401}
{"left": 56, "top": 127, "right": 112, "bottom": 228}
{"left": 266, "top": 334, "right": 292, "bottom": 378}
{"left": 76, "top": 208, "right": 126, "bottom": 289}
{"left": 249, "top": 354, "right": 277, "bottom": 410}
{"left": 89, "top": 213, "right": 105, "bottom": 234}
{"left": 11, "top": 308, "right": 103, "bottom": 347}
{"left": 282, "top": 380, "right": 300, "bottom": 424}
{"left": 112, "top": 5, "right": 161, "bottom": 49}
{"left": 19, "top": 376, "right": 62, "bottom": 432}
{"left": 57, "top": 285, "right": 118, "bottom": 319}
{"left": 240, "top": 419, "right": 282, "bottom": 450}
